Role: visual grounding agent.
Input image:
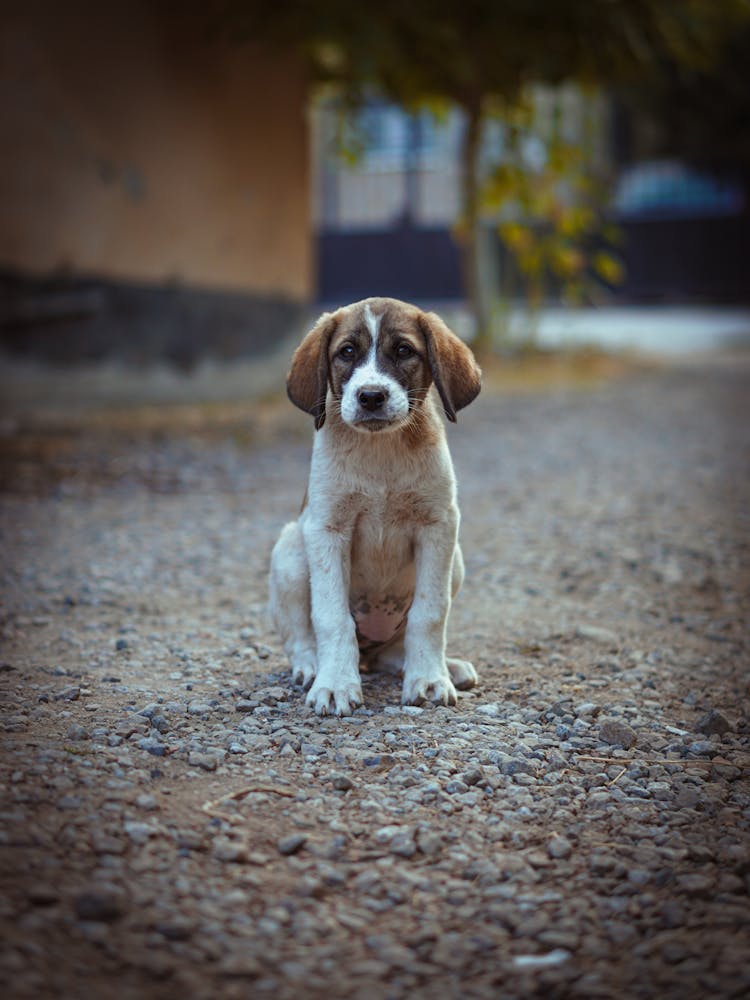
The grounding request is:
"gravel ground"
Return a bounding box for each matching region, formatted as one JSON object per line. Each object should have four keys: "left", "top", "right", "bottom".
{"left": 1, "top": 358, "right": 749, "bottom": 999}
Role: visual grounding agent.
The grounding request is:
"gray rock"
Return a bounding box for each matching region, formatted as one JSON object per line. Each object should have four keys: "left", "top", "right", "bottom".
{"left": 138, "top": 737, "right": 166, "bottom": 757}
{"left": 213, "top": 839, "right": 248, "bottom": 863}
{"left": 187, "top": 701, "right": 213, "bottom": 717}
{"left": 416, "top": 827, "right": 443, "bottom": 856}
{"left": 66, "top": 724, "right": 89, "bottom": 741}
{"left": 74, "top": 884, "right": 127, "bottom": 922}
{"left": 188, "top": 751, "right": 221, "bottom": 771}
{"left": 598, "top": 718, "right": 638, "bottom": 749}
{"left": 547, "top": 836, "right": 573, "bottom": 859}
{"left": 54, "top": 686, "right": 80, "bottom": 702}
{"left": 389, "top": 831, "right": 417, "bottom": 858}
{"left": 277, "top": 834, "right": 307, "bottom": 856}
{"left": 123, "top": 821, "right": 159, "bottom": 844}
{"left": 576, "top": 625, "right": 619, "bottom": 647}
{"left": 696, "top": 709, "right": 733, "bottom": 736}
{"left": 329, "top": 773, "right": 354, "bottom": 791}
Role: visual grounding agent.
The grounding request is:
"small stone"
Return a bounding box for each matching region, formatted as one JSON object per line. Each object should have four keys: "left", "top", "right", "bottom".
{"left": 257, "top": 686, "right": 287, "bottom": 705}
{"left": 476, "top": 702, "right": 502, "bottom": 717}
{"left": 627, "top": 869, "right": 651, "bottom": 888}
{"left": 187, "top": 702, "right": 213, "bottom": 716}
{"left": 213, "top": 839, "right": 249, "bottom": 863}
{"left": 74, "top": 885, "right": 127, "bottom": 922}
{"left": 28, "top": 885, "right": 60, "bottom": 905}
{"left": 675, "top": 873, "right": 714, "bottom": 897}
{"left": 445, "top": 779, "right": 469, "bottom": 795}
{"left": 513, "top": 949, "right": 571, "bottom": 969}
{"left": 235, "top": 700, "right": 256, "bottom": 713}
{"left": 547, "top": 836, "right": 573, "bottom": 859}
{"left": 54, "top": 686, "right": 80, "bottom": 702}
{"left": 138, "top": 737, "right": 166, "bottom": 757}
{"left": 66, "top": 724, "right": 89, "bottom": 741}
{"left": 153, "top": 919, "right": 193, "bottom": 941}
{"left": 576, "top": 625, "right": 619, "bottom": 647}
{"left": 598, "top": 718, "right": 638, "bottom": 749}
{"left": 416, "top": 827, "right": 443, "bottom": 856}
{"left": 123, "top": 821, "right": 159, "bottom": 845}
{"left": 135, "top": 793, "right": 159, "bottom": 811}
{"left": 277, "top": 834, "right": 307, "bottom": 856}
{"left": 389, "top": 831, "right": 417, "bottom": 858}
{"left": 188, "top": 751, "right": 220, "bottom": 771}
{"left": 696, "top": 709, "right": 733, "bottom": 736}
{"left": 329, "top": 773, "right": 354, "bottom": 791}
{"left": 219, "top": 954, "right": 261, "bottom": 978}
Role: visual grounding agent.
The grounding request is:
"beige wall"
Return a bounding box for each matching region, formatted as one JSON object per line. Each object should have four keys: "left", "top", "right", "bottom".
{"left": 0, "top": 2, "right": 311, "bottom": 299}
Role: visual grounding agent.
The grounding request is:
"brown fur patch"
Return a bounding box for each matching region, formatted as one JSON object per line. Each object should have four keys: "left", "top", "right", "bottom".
{"left": 418, "top": 311, "right": 482, "bottom": 422}
{"left": 287, "top": 311, "right": 340, "bottom": 428}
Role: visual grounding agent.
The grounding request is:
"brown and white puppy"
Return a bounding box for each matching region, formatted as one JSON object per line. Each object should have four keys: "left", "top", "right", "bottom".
{"left": 269, "top": 296, "right": 481, "bottom": 715}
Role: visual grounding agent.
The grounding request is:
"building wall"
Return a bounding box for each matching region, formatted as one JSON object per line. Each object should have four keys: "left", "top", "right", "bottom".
{"left": 0, "top": 1, "right": 311, "bottom": 300}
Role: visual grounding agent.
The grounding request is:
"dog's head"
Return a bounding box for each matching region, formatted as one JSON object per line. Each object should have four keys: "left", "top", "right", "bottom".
{"left": 286, "top": 297, "right": 482, "bottom": 432}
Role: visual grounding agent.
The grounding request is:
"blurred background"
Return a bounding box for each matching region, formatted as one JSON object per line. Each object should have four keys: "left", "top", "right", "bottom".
{"left": 1, "top": 0, "right": 750, "bottom": 400}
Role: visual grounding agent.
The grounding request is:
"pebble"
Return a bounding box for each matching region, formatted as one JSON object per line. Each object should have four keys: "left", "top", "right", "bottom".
{"left": 213, "top": 840, "right": 249, "bottom": 863}
{"left": 73, "top": 885, "right": 127, "bottom": 922}
{"left": 188, "top": 751, "right": 220, "bottom": 771}
{"left": 576, "top": 625, "right": 619, "bottom": 647}
{"left": 54, "top": 686, "right": 80, "bottom": 702}
{"left": 696, "top": 709, "right": 733, "bottom": 736}
{"left": 513, "top": 949, "right": 571, "bottom": 969}
{"left": 547, "top": 836, "right": 573, "bottom": 860}
{"left": 598, "top": 718, "right": 638, "bottom": 749}
{"left": 277, "top": 834, "right": 307, "bottom": 856}
{"left": 329, "top": 773, "right": 354, "bottom": 791}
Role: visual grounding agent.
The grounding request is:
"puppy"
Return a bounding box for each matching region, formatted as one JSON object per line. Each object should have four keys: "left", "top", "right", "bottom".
{"left": 269, "top": 297, "right": 481, "bottom": 715}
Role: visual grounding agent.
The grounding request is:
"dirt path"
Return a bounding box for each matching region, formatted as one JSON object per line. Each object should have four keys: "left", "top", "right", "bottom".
{"left": 1, "top": 359, "right": 749, "bottom": 999}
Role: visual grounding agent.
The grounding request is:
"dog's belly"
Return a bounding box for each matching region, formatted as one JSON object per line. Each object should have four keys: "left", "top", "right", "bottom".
{"left": 351, "top": 596, "right": 411, "bottom": 647}
{"left": 348, "top": 506, "right": 417, "bottom": 649}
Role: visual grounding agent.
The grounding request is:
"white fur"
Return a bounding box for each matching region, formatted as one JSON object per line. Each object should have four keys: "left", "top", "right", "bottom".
{"left": 269, "top": 301, "right": 478, "bottom": 716}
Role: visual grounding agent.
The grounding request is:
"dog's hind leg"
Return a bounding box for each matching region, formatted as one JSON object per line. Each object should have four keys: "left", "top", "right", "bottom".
{"left": 269, "top": 521, "right": 317, "bottom": 688}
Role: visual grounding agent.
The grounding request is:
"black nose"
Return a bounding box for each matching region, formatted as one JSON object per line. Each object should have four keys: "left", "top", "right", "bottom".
{"left": 358, "top": 389, "right": 386, "bottom": 412}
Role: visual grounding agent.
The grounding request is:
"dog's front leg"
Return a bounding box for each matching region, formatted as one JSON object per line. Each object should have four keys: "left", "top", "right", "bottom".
{"left": 303, "top": 522, "right": 362, "bottom": 716}
{"left": 402, "top": 512, "right": 459, "bottom": 706}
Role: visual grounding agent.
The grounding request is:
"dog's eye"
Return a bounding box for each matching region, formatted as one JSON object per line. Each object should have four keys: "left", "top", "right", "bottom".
{"left": 338, "top": 343, "right": 356, "bottom": 360}
{"left": 396, "top": 342, "right": 415, "bottom": 360}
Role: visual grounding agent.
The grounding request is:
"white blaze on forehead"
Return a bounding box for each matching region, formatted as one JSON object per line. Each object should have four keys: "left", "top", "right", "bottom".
{"left": 363, "top": 302, "right": 382, "bottom": 342}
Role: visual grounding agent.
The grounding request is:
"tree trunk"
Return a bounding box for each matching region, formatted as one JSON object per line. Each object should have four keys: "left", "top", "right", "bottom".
{"left": 459, "top": 99, "right": 492, "bottom": 355}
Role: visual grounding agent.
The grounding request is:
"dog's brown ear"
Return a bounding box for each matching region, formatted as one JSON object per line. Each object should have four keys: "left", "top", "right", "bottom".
{"left": 287, "top": 311, "right": 339, "bottom": 429}
{"left": 418, "top": 311, "right": 482, "bottom": 422}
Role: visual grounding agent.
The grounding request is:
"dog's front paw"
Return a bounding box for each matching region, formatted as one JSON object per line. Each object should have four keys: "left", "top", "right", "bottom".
{"left": 306, "top": 677, "right": 363, "bottom": 717}
{"left": 447, "top": 657, "right": 478, "bottom": 691}
{"left": 402, "top": 671, "right": 457, "bottom": 707}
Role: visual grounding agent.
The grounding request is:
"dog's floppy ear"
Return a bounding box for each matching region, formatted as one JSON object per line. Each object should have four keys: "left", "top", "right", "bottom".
{"left": 418, "top": 311, "right": 482, "bottom": 422}
{"left": 287, "top": 311, "right": 339, "bottom": 429}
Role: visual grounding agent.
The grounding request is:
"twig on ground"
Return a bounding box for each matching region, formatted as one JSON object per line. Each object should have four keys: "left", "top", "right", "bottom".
{"left": 202, "top": 784, "right": 298, "bottom": 822}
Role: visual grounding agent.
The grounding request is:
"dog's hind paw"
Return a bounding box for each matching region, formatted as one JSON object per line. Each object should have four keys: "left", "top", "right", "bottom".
{"left": 290, "top": 650, "right": 317, "bottom": 689}
{"left": 306, "top": 679, "right": 363, "bottom": 717}
{"left": 447, "top": 657, "right": 478, "bottom": 690}
{"left": 402, "top": 673, "right": 457, "bottom": 707}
